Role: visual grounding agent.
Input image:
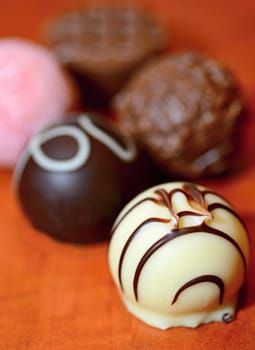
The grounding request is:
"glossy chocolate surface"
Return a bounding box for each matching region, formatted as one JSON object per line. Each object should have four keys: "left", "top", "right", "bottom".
{"left": 14, "top": 113, "right": 160, "bottom": 243}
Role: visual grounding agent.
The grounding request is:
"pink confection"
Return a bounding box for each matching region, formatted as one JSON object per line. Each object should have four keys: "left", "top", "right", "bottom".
{"left": 0, "top": 38, "right": 76, "bottom": 168}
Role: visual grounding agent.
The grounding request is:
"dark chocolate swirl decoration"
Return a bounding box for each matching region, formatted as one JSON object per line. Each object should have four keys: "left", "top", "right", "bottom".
{"left": 171, "top": 274, "right": 225, "bottom": 305}
{"left": 111, "top": 183, "right": 248, "bottom": 306}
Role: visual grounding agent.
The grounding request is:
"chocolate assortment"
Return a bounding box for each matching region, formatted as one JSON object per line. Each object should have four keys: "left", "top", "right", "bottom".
{"left": 6, "top": 2, "right": 250, "bottom": 331}
{"left": 108, "top": 182, "right": 250, "bottom": 329}
{"left": 14, "top": 113, "right": 160, "bottom": 244}
{"left": 113, "top": 52, "right": 243, "bottom": 178}
{"left": 45, "top": 5, "right": 168, "bottom": 109}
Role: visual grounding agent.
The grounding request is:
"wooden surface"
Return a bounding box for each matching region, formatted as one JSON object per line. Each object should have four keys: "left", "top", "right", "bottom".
{"left": 0, "top": 0, "right": 255, "bottom": 349}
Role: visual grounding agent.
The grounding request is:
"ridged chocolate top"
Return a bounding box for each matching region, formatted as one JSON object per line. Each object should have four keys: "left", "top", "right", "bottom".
{"left": 46, "top": 6, "right": 168, "bottom": 72}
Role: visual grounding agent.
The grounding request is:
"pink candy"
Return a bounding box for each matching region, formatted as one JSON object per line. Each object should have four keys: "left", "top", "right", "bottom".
{"left": 0, "top": 38, "right": 75, "bottom": 168}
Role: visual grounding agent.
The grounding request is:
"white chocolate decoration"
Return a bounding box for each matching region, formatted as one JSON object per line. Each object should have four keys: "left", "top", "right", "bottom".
{"left": 108, "top": 182, "right": 250, "bottom": 329}
{"left": 13, "top": 113, "right": 136, "bottom": 187}
{"left": 30, "top": 124, "right": 91, "bottom": 172}
{"left": 78, "top": 115, "right": 136, "bottom": 162}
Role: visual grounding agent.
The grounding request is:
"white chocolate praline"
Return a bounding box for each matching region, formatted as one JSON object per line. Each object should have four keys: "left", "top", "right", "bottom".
{"left": 108, "top": 182, "right": 250, "bottom": 329}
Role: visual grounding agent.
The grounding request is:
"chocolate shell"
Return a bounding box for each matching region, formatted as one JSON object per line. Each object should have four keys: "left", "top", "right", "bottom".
{"left": 14, "top": 113, "right": 160, "bottom": 244}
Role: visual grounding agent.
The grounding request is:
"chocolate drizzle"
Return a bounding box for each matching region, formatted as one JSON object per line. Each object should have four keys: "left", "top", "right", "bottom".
{"left": 183, "top": 183, "right": 210, "bottom": 214}
{"left": 155, "top": 189, "right": 178, "bottom": 226}
{"left": 111, "top": 197, "right": 157, "bottom": 235}
{"left": 133, "top": 223, "right": 246, "bottom": 301}
{"left": 111, "top": 185, "right": 210, "bottom": 235}
{"left": 171, "top": 274, "right": 225, "bottom": 305}
{"left": 118, "top": 217, "right": 170, "bottom": 290}
{"left": 207, "top": 202, "right": 240, "bottom": 218}
{"left": 113, "top": 183, "right": 248, "bottom": 305}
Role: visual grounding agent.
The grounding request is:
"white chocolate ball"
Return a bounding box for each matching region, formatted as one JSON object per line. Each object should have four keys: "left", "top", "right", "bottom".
{"left": 108, "top": 182, "right": 250, "bottom": 329}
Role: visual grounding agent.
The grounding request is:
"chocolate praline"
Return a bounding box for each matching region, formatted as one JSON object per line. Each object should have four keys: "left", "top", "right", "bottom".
{"left": 45, "top": 5, "right": 168, "bottom": 110}
{"left": 108, "top": 181, "right": 250, "bottom": 329}
{"left": 113, "top": 52, "right": 244, "bottom": 178}
{"left": 14, "top": 113, "right": 160, "bottom": 244}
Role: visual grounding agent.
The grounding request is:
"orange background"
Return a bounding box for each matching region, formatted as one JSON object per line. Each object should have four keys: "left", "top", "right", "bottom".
{"left": 0, "top": 0, "right": 255, "bottom": 349}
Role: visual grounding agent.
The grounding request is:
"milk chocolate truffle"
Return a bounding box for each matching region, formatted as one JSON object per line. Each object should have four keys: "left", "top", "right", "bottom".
{"left": 14, "top": 113, "right": 159, "bottom": 244}
{"left": 45, "top": 6, "right": 168, "bottom": 109}
{"left": 113, "top": 52, "right": 243, "bottom": 178}
{"left": 108, "top": 182, "right": 249, "bottom": 329}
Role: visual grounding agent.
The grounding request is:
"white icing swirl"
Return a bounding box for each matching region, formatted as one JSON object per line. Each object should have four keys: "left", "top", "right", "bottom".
{"left": 14, "top": 114, "right": 137, "bottom": 185}
{"left": 78, "top": 115, "right": 136, "bottom": 162}
{"left": 30, "top": 125, "right": 91, "bottom": 172}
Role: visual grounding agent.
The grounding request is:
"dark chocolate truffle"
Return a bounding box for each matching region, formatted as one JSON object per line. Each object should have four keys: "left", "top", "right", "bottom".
{"left": 14, "top": 113, "right": 159, "bottom": 244}
{"left": 113, "top": 52, "right": 243, "bottom": 178}
{"left": 45, "top": 5, "right": 168, "bottom": 109}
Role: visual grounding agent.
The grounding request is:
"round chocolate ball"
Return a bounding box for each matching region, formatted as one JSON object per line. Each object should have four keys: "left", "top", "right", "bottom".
{"left": 14, "top": 113, "right": 160, "bottom": 244}
{"left": 108, "top": 181, "right": 249, "bottom": 329}
{"left": 113, "top": 52, "right": 244, "bottom": 178}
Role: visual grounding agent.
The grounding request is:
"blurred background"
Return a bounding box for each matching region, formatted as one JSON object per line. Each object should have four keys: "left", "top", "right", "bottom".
{"left": 1, "top": 0, "right": 255, "bottom": 90}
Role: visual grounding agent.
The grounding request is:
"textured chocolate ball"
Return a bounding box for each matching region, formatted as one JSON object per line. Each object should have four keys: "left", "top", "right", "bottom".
{"left": 45, "top": 5, "right": 168, "bottom": 109}
{"left": 113, "top": 52, "right": 243, "bottom": 178}
{"left": 14, "top": 113, "right": 160, "bottom": 244}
